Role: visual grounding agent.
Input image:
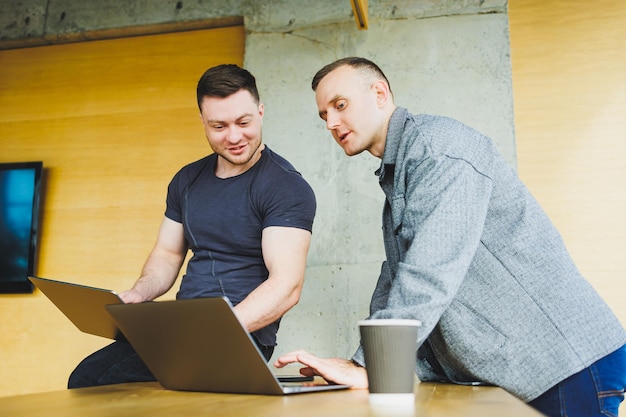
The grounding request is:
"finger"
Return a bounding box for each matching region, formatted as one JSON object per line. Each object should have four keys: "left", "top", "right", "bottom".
{"left": 273, "top": 350, "right": 312, "bottom": 367}
{"left": 293, "top": 352, "right": 326, "bottom": 370}
{"left": 274, "top": 354, "right": 300, "bottom": 367}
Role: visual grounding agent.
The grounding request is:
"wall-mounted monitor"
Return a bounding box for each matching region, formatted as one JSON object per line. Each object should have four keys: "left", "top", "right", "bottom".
{"left": 0, "top": 161, "right": 44, "bottom": 293}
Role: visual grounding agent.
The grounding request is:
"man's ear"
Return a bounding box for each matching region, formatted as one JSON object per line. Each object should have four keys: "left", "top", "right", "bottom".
{"left": 372, "top": 80, "right": 391, "bottom": 108}
{"left": 258, "top": 102, "right": 265, "bottom": 120}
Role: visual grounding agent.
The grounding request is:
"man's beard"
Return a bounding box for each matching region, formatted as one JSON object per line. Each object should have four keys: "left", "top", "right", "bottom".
{"left": 211, "top": 135, "right": 263, "bottom": 167}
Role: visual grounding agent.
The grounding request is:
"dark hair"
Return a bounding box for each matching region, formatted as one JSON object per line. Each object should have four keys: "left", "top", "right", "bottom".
{"left": 196, "top": 64, "right": 260, "bottom": 111}
{"left": 311, "top": 57, "right": 392, "bottom": 94}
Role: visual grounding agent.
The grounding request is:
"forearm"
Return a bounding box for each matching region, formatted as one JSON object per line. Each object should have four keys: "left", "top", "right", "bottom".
{"left": 131, "top": 250, "right": 184, "bottom": 301}
{"left": 234, "top": 274, "right": 302, "bottom": 333}
{"left": 120, "top": 255, "right": 182, "bottom": 303}
{"left": 120, "top": 217, "right": 188, "bottom": 303}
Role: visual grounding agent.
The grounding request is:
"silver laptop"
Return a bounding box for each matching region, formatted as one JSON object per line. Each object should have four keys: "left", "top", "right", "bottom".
{"left": 105, "top": 297, "right": 350, "bottom": 395}
{"left": 29, "top": 276, "right": 124, "bottom": 340}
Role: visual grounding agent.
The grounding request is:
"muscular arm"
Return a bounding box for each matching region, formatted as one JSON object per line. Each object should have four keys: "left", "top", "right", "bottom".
{"left": 119, "top": 216, "right": 188, "bottom": 303}
{"left": 233, "top": 226, "right": 311, "bottom": 333}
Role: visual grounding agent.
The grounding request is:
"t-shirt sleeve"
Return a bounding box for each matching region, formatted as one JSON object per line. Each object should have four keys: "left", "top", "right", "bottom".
{"left": 164, "top": 173, "right": 183, "bottom": 223}
{"left": 258, "top": 172, "right": 317, "bottom": 232}
{"left": 164, "top": 159, "right": 207, "bottom": 224}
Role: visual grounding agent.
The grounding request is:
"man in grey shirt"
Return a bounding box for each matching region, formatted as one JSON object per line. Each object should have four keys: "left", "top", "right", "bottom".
{"left": 275, "top": 57, "right": 626, "bottom": 416}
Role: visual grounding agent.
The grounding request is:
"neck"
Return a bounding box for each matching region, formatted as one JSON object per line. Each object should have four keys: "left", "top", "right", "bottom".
{"left": 215, "top": 144, "right": 265, "bottom": 179}
{"left": 369, "top": 104, "right": 396, "bottom": 159}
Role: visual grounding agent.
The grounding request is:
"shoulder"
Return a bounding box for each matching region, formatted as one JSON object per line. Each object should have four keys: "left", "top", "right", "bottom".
{"left": 406, "top": 114, "right": 484, "bottom": 147}
{"left": 176, "top": 154, "right": 214, "bottom": 177}
{"left": 258, "top": 146, "right": 299, "bottom": 174}
{"left": 252, "top": 147, "right": 316, "bottom": 210}
{"left": 167, "top": 154, "right": 214, "bottom": 196}
{"left": 170, "top": 155, "right": 214, "bottom": 183}
{"left": 256, "top": 147, "right": 312, "bottom": 190}
{"left": 401, "top": 113, "right": 500, "bottom": 175}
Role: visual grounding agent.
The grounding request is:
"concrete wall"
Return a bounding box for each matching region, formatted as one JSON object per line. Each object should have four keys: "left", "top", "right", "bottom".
{"left": 249, "top": 13, "right": 514, "bottom": 360}
{"left": 1, "top": 0, "right": 513, "bottom": 361}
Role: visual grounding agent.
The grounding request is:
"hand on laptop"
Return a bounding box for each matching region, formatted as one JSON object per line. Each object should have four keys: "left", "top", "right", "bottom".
{"left": 118, "top": 289, "right": 145, "bottom": 304}
{"left": 274, "top": 350, "right": 367, "bottom": 389}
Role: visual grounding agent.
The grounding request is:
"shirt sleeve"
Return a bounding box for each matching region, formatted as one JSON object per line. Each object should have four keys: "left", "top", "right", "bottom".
{"left": 257, "top": 171, "right": 317, "bottom": 232}
{"left": 164, "top": 172, "right": 183, "bottom": 223}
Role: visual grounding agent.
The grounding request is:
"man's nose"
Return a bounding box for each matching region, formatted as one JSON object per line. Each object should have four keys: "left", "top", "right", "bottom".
{"left": 227, "top": 126, "right": 243, "bottom": 142}
{"left": 326, "top": 112, "right": 340, "bottom": 130}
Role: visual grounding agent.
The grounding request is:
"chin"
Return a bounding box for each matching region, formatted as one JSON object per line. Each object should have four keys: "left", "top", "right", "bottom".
{"left": 343, "top": 146, "right": 364, "bottom": 157}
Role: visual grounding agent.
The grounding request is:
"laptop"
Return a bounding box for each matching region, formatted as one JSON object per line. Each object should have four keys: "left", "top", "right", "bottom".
{"left": 29, "top": 276, "right": 125, "bottom": 340}
{"left": 105, "top": 297, "right": 350, "bottom": 395}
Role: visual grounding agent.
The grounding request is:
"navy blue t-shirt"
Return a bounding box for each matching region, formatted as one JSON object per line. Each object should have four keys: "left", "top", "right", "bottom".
{"left": 165, "top": 146, "right": 316, "bottom": 346}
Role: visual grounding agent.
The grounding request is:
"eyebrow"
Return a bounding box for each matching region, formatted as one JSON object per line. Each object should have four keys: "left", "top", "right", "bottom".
{"left": 206, "top": 112, "right": 254, "bottom": 124}
{"left": 318, "top": 94, "right": 343, "bottom": 119}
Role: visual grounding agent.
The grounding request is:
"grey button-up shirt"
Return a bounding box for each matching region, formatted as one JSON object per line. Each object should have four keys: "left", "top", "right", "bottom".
{"left": 352, "top": 107, "right": 625, "bottom": 402}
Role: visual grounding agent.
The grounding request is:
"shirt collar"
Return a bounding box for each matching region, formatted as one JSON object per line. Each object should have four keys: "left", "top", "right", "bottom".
{"left": 376, "top": 107, "right": 408, "bottom": 180}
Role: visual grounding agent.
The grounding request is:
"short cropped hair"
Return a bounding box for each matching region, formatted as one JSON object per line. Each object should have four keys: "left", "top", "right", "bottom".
{"left": 311, "top": 57, "right": 392, "bottom": 95}
{"left": 196, "top": 64, "right": 260, "bottom": 111}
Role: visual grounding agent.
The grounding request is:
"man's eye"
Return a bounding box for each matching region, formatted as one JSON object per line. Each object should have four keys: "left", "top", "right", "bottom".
{"left": 336, "top": 100, "right": 347, "bottom": 110}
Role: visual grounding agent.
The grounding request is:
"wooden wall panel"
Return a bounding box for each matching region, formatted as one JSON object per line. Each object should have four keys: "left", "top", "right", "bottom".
{"left": 0, "top": 26, "right": 244, "bottom": 396}
{"left": 509, "top": 0, "right": 625, "bottom": 324}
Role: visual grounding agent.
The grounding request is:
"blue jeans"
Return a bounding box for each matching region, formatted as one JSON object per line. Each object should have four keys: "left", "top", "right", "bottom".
{"left": 68, "top": 337, "right": 274, "bottom": 389}
{"left": 528, "top": 345, "right": 626, "bottom": 417}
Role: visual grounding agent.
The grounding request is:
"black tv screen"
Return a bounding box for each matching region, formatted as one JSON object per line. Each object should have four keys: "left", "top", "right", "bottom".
{"left": 0, "top": 161, "right": 44, "bottom": 293}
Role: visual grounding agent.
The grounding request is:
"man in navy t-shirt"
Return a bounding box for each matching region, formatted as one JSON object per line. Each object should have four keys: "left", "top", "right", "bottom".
{"left": 68, "top": 64, "right": 316, "bottom": 388}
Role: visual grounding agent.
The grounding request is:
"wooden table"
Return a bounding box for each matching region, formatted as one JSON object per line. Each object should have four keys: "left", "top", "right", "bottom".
{"left": 0, "top": 381, "right": 542, "bottom": 416}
